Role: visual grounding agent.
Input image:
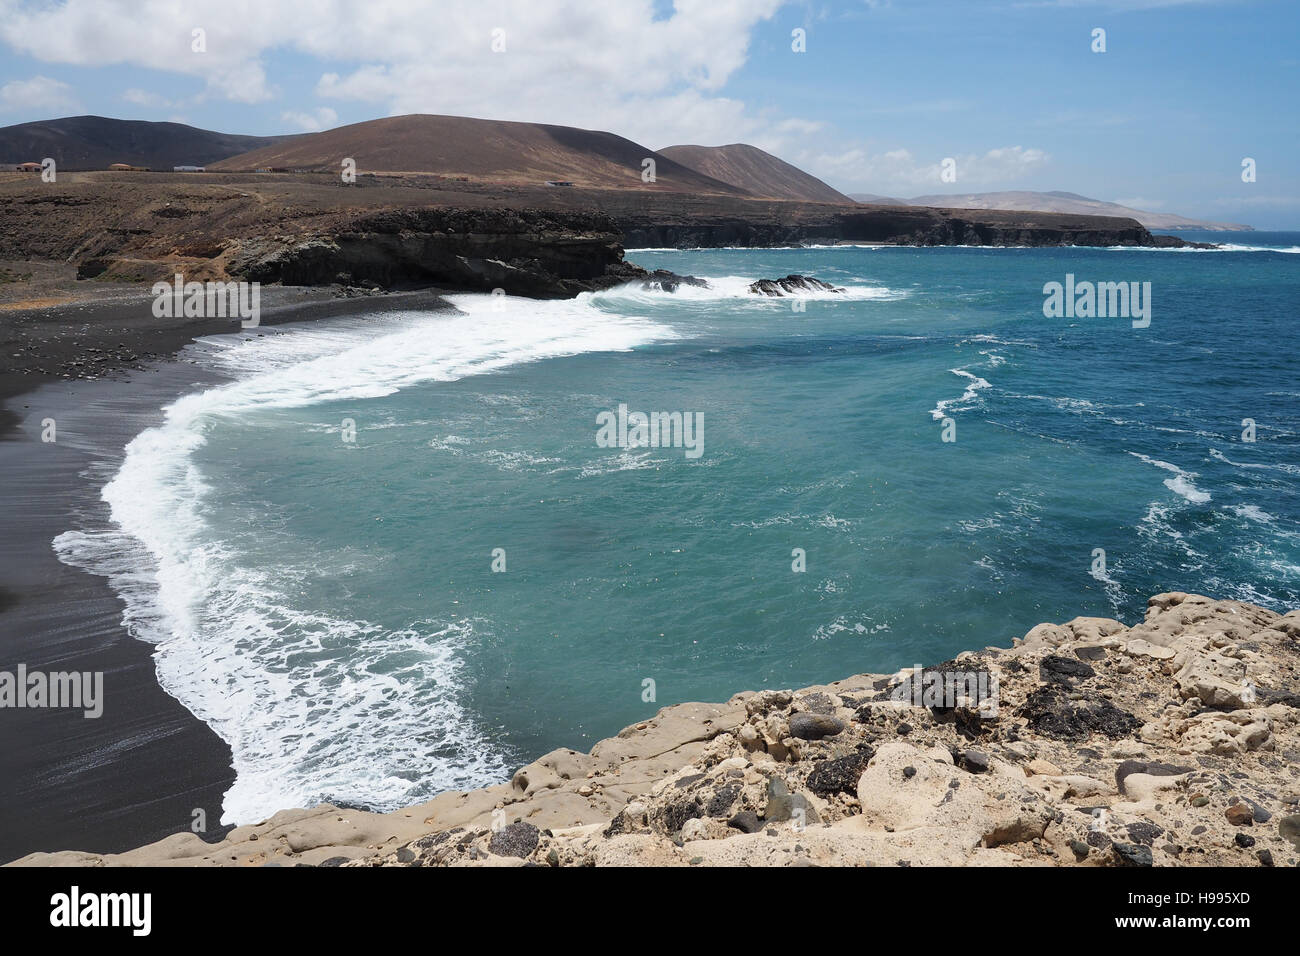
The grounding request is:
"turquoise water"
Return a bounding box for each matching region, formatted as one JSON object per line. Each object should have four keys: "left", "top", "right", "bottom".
{"left": 58, "top": 236, "right": 1300, "bottom": 823}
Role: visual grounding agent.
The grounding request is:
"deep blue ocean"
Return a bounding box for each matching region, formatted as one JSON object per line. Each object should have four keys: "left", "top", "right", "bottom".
{"left": 57, "top": 232, "right": 1300, "bottom": 824}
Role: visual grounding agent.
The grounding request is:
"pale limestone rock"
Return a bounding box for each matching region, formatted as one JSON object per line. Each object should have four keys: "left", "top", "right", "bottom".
{"left": 1025, "top": 758, "right": 1064, "bottom": 777}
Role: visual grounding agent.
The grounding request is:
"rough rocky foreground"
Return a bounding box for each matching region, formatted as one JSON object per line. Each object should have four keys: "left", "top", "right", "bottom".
{"left": 13, "top": 592, "right": 1299, "bottom": 868}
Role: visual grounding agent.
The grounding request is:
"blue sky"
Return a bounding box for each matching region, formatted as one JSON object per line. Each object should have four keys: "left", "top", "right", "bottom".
{"left": 0, "top": 0, "right": 1295, "bottom": 227}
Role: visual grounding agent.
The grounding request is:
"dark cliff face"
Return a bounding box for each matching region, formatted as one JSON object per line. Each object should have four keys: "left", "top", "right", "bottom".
{"left": 616, "top": 205, "right": 1167, "bottom": 249}
{"left": 228, "top": 207, "right": 647, "bottom": 298}
{"left": 226, "top": 203, "right": 1199, "bottom": 296}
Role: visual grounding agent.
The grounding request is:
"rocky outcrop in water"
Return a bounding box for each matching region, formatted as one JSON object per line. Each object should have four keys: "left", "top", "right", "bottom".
{"left": 748, "top": 274, "right": 842, "bottom": 296}
{"left": 638, "top": 269, "right": 710, "bottom": 293}
{"left": 15, "top": 592, "right": 1297, "bottom": 868}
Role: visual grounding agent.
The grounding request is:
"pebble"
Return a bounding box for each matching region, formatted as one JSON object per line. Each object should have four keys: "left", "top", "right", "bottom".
{"left": 1112, "top": 843, "right": 1153, "bottom": 867}
{"left": 1279, "top": 814, "right": 1300, "bottom": 850}
{"left": 788, "top": 712, "right": 845, "bottom": 740}
{"left": 959, "top": 750, "right": 990, "bottom": 773}
{"left": 1235, "top": 833, "right": 1256, "bottom": 848}
{"left": 1225, "top": 804, "right": 1254, "bottom": 826}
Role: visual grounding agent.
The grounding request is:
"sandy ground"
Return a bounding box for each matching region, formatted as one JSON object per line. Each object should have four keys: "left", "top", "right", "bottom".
{"left": 0, "top": 276, "right": 454, "bottom": 862}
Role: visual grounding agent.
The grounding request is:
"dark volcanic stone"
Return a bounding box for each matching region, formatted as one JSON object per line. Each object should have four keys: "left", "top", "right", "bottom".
{"left": 902, "top": 766, "right": 917, "bottom": 780}
{"left": 1017, "top": 685, "right": 1142, "bottom": 740}
{"left": 1245, "top": 800, "right": 1272, "bottom": 823}
{"left": 639, "top": 270, "right": 709, "bottom": 294}
{"left": 1074, "top": 645, "right": 1108, "bottom": 662}
{"left": 789, "top": 712, "right": 845, "bottom": 740}
{"left": 1086, "top": 829, "right": 1112, "bottom": 850}
{"left": 1070, "top": 840, "right": 1090, "bottom": 858}
{"left": 727, "top": 810, "right": 762, "bottom": 834}
{"left": 896, "top": 722, "right": 912, "bottom": 735}
{"left": 1112, "top": 843, "right": 1153, "bottom": 867}
{"left": 747, "top": 274, "right": 841, "bottom": 297}
{"left": 1258, "top": 850, "right": 1274, "bottom": 866}
{"left": 1125, "top": 822, "right": 1164, "bottom": 845}
{"left": 959, "top": 749, "right": 990, "bottom": 773}
{"left": 489, "top": 821, "right": 540, "bottom": 858}
{"left": 706, "top": 784, "right": 740, "bottom": 817}
{"left": 657, "top": 799, "right": 703, "bottom": 834}
{"left": 888, "top": 659, "right": 995, "bottom": 714}
{"left": 1235, "top": 833, "right": 1257, "bottom": 848}
{"left": 799, "top": 692, "right": 836, "bottom": 715}
{"left": 602, "top": 811, "right": 628, "bottom": 838}
{"left": 807, "top": 750, "right": 874, "bottom": 797}
{"left": 1039, "top": 655, "right": 1096, "bottom": 684}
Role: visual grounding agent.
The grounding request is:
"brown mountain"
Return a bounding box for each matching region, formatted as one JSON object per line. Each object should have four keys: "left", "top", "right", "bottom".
{"left": 658, "top": 143, "right": 853, "bottom": 203}
{"left": 211, "top": 114, "right": 747, "bottom": 194}
{"left": 0, "top": 115, "right": 294, "bottom": 171}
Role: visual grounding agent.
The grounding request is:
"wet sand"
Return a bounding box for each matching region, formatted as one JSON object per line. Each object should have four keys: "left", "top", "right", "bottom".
{"left": 0, "top": 282, "right": 453, "bottom": 862}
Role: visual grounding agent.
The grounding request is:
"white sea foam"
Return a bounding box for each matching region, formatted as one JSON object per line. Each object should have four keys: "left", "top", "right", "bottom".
{"left": 1228, "top": 503, "right": 1275, "bottom": 524}
{"left": 1209, "top": 447, "right": 1300, "bottom": 476}
{"left": 930, "top": 368, "right": 992, "bottom": 420}
{"left": 1129, "top": 452, "right": 1212, "bottom": 504}
{"left": 812, "top": 615, "right": 890, "bottom": 640}
{"left": 1100, "top": 243, "right": 1300, "bottom": 254}
{"left": 53, "top": 294, "right": 678, "bottom": 825}
{"left": 588, "top": 274, "right": 910, "bottom": 306}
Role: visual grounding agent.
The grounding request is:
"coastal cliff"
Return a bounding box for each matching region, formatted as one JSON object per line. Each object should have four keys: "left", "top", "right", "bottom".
{"left": 0, "top": 172, "right": 1207, "bottom": 303}
{"left": 613, "top": 204, "right": 1179, "bottom": 249}
{"left": 14, "top": 592, "right": 1298, "bottom": 868}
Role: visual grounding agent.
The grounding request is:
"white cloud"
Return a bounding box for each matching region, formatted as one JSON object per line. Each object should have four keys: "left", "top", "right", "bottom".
{"left": 800, "top": 144, "right": 1050, "bottom": 192}
{"left": 281, "top": 107, "right": 339, "bottom": 133}
{"left": 0, "top": 0, "right": 788, "bottom": 144}
{"left": 0, "top": 74, "right": 78, "bottom": 113}
{"left": 122, "top": 87, "right": 171, "bottom": 108}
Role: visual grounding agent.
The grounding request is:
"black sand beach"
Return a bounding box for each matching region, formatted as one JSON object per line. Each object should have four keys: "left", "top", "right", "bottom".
{"left": 0, "top": 283, "right": 453, "bottom": 862}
